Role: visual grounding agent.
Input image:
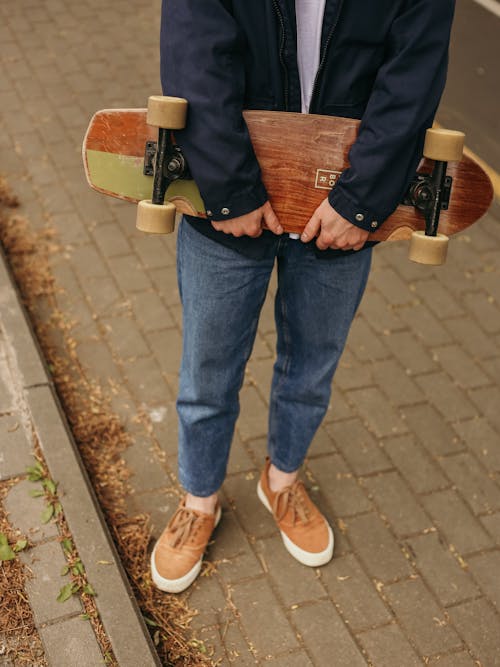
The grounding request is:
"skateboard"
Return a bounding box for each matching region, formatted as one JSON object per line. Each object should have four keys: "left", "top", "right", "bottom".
{"left": 83, "top": 96, "right": 494, "bottom": 264}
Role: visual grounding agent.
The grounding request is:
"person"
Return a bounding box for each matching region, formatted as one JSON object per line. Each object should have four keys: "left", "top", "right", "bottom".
{"left": 151, "top": 0, "right": 456, "bottom": 593}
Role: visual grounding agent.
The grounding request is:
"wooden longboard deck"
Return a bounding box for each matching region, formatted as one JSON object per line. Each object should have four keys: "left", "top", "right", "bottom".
{"left": 83, "top": 109, "right": 494, "bottom": 242}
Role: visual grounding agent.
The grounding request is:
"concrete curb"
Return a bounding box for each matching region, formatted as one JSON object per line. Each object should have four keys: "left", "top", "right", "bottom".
{"left": 0, "top": 244, "right": 161, "bottom": 667}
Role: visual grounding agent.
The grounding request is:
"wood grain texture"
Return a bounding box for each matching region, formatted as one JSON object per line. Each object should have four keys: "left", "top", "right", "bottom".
{"left": 83, "top": 109, "right": 494, "bottom": 242}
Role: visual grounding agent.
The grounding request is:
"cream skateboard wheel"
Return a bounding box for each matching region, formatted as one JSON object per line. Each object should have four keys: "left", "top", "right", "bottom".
{"left": 136, "top": 199, "right": 177, "bottom": 234}
{"left": 146, "top": 95, "right": 187, "bottom": 129}
{"left": 408, "top": 230, "right": 449, "bottom": 265}
{"left": 424, "top": 128, "right": 465, "bottom": 162}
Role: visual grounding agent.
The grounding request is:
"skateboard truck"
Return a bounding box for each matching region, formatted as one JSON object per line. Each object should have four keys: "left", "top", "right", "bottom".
{"left": 136, "top": 96, "right": 188, "bottom": 234}
{"left": 407, "top": 128, "right": 465, "bottom": 265}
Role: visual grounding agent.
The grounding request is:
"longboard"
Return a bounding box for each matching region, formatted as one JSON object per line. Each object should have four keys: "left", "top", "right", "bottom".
{"left": 83, "top": 104, "right": 494, "bottom": 251}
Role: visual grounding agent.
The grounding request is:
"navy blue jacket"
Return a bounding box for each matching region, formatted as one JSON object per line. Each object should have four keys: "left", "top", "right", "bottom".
{"left": 160, "top": 0, "right": 455, "bottom": 236}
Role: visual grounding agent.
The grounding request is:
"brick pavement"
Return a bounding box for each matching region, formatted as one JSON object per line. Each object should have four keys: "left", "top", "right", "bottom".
{"left": 1, "top": 0, "right": 500, "bottom": 665}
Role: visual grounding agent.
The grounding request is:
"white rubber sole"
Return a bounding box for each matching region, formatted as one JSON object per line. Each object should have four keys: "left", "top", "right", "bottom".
{"left": 257, "top": 481, "right": 334, "bottom": 567}
{"left": 150, "top": 505, "right": 222, "bottom": 594}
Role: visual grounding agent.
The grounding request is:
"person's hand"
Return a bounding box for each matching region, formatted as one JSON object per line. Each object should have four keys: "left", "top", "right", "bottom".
{"left": 211, "top": 201, "right": 282, "bottom": 238}
{"left": 300, "top": 198, "right": 369, "bottom": 251}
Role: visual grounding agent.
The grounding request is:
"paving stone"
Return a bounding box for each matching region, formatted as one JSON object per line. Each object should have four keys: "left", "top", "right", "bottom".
{"left": 347, "top": 316, "right": 390, "bottom": 362}
{"left": 223, "top": 473, "right": 277, "bottom": 539}
{"left": 247, "top": 331, "right": 273, "bottom": 362}
{"left": 129, "top": 291, "right": 175, "bottom": 332}
{"left": 371, "top": 267, "right": 415, "bottom": 306}
{"left": 359, "top": 288, "right": 404, "bottom": 333}
{"left": 230, "top": 577, "right": 299, "bottom": 659}
{"left": 148, "top": 265, "right": 179, "bottom": 305}
{"left": 186, "top": 575, "right": 232, "bottom": 631}
{"left": 348, "top": 386, "right": 407, "bottom": 438}
{"left": 145, "top": 328, "right": 183, "bottom": 377}
{"left": 357, "top": 623, "right": 421, "bottom": 667}
{"left": 443, "top": 316, "right": 498, "bottom": 359}
{"left": 401, "top": 404, "right": 463, "bottom": 456}
{"left": 4, "top": 478, "right": 59, "bottom": 543}
{"left": 440, "top": 452, "right": 500, "bottom": 514}
{"left": 19, "top": 540, "right": 82, "bottom": 623}
{"left": 39, "top": 614, "right": 104, "bottom": 667}
{"left": 304, "top": 424, "right": 336, "bottom": 458}
{"left": 208, "top": 508, "right": 264, "bottom": 584}
{"left": 468, "top": 551, "right": 500, "bottom": 610}
{"left": 127, "top": 232, "right": 172, "bottom": 269}
{"left": 292, "top": 599, "right": 365, "bottom": 666}
{"left": 90, "top": 221, "right": 132, "bottom": 258}
{"left": 51, "top": 211, "right": 90, "bottom": 245}
{"left": 384, "top": 435, "right": 448, "bottom": 494}
{"left": 414, "top": 372, "right": 478, "bottom": 422}
{"left": 124, "top": 354, "right": 173, "bottom": 404}
{"left": 0, "top": 350, "right": 14, "bottom": 413}
{"left": 371, "top": 358, "right": 424, "bottom": 406}
{"left": 107, "top": 254, "right": 153, "bottom": 293}
{"left": 475, "top": 270, "right": 500, "bottom": 304}
{"left": 70, "top": 243, "right": 109, "bottom": 281}
{"left": 102, "top": 315, "right": 151, "bottom": 360}
{"left": 334, "top": 349, "right": 373, "bottom": 391}
{"left": 254, "top": 535, "right": 325, "bottom": 607}
{"left": 325, "top": 418, "right": 391, "bottom": 476}
{"left": 307, "top": 454, "right": 372, "bottom": 517}
{"left": 480, "top": 355, "right": 500, "bottom": 386}
{"left": 431, "top": 344, "right": 491, "bottom": 389}
{"left": 406, "top": 532, "right": 479, "bottom": 607}
{"left": 481, "top": 513, "right": 500, "bottom": 546}
{"left": 226, "top": 433, "right": 256, "bottom": 476}
{"left": 147, "top": 401, "right": 179, "bottom": 460}
{"left": 236, "top": 385, "right": 269, "bottom": 442}
{"left": 413, "top": 278, "right": 464, "bottom": 319}
{"left": 397, "top": 303, "right": 453, "bottom": 346}
{"left": 345, "top": 513, "right": 412, "bottom": 582}
{"left": 135, "top": 489, "right": 179, "bottom": 541}
{"left": 422, "top": 489, "right": 493, "bottom": 555}
{"left": 363, "top": 471, "right": 432, "bottom": 536}
{"left": 265, "top": 651, "right": 313, "bottom": 666}
{"left": 0, "top": 415, "right": 34, "bottom": 480}
{"left": 384, "top": 577, "right": 461, "bottom": 656}
{"left": 427, "top": 652, "right": 477, "bottom": 667}
{"left": 448, "top": 599, "right": 500, "bottom": 667}
{"left": 199, "top": 622, "right": 254, "bottom": 666}
{"left": 122, "top": 438, "right": 170, "bottom": 495}
{"left": 465, "top": 292, "right": 500, "bottom": 336}
{"left": 320, "top": 553, "right": 392, "bottom": 631}
{"left": 74, "top": 339, "right": 122, "bottom": 386}
{"left": 326, "top": 385, "right": 353, "bottom": 422}
{"left": 469, "top": 385, "right": 500, "bottom": 433}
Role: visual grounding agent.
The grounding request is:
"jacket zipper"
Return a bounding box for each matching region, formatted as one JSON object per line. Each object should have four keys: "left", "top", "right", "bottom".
{"left": 309, "top": 0, "right": 345, "bottom": 113}
{"left": 271, "top": 0, "right": 289, "bottom": 110}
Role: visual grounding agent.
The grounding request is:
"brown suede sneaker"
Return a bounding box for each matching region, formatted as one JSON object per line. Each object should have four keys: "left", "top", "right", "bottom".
{"left": 150, "top": 496, "right": 221, "bottom": 593}
{"left": 257, "top": 458, "right": 334, "bottom": 567}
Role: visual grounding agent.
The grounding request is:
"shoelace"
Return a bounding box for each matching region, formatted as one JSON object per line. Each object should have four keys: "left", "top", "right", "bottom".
{"left": 272, "top": 480, "right": 310, "bottom": 525}
{"left": 165, "top": 506, "right": 201, "bottom": 549}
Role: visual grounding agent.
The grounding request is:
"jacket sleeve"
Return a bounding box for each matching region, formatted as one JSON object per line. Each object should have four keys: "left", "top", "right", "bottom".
{"left": 329, "top": 0, "right": 456, "bottom": 233}
{"left": 160, "top": 0, "right": 268, "bottom": 221}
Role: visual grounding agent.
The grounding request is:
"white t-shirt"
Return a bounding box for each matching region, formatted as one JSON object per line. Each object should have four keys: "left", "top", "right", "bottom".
{"left": 295, "top": 0, "right": 327, "bottom": 113}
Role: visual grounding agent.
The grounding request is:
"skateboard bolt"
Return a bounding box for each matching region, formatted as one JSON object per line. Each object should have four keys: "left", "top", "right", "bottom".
{"left": 221, "top": 208, "right": 230, "bottom": 216}
{"left": 355, "top": 213, "right": 365, "bottom": 222}
{"left": 167, "top": 158, "right": 181, "bottom": 173}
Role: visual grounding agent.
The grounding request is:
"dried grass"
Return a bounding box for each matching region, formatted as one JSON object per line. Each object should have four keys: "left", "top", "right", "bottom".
{"left": 0, "top": 478, "right": 47, "bottom": 666}
{"left": 0, "top": 177, "right": 213, "bottom": 666}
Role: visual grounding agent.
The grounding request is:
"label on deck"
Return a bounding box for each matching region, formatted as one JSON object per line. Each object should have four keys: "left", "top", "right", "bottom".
{"left": 315, "top": 169, "right": 341, "bottom": 190}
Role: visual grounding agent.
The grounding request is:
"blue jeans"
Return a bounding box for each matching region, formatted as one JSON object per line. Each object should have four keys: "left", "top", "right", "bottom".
{"left": 176, "top": 219, "right": 372, "bottom": 496}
